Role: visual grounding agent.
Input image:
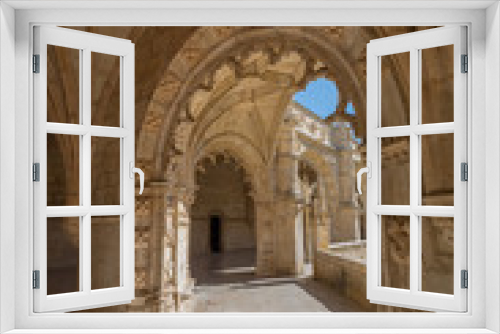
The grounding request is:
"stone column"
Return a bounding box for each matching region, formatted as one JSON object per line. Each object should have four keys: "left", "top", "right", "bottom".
{"left": 302, "top": 181, "right": 315, "bottom": 266}
{"left": 311, "top": 194, "right": 320, "bottom": 273}
{"left": 316, "top": 180, "right": 330, "bottom": 250}
{"left": 158, "top": 182, "right": 195, "bottom": 312}
{"left": 334, "top": 149, "right": 358, "bottom": 242}
{"left": 275, "top": 117, "right": 304, "bottom": 276}
{"left": 124, "top": 182, "right": 172, "bottom": 312}
{"left": 354, "top": 193, "right": 361, "bottom": 241}
{"left": 157, "top": 183, "right": 176, "bottom": 312}
{"left": 174, "top": 186, "right": 195, "bottom": 312}
{"left": 252, "top": 192, "right": 276, "bottom": 277}
{"left": 326, "top": 155, "right": 340, "bottom": 243}
{"left": 304, "top": 200, "right": 311, "bottom": 264}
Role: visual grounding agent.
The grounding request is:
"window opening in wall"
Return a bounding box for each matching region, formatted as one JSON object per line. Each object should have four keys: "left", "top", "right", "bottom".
{"left": 37, "top": 25, "right": 463, "bottom": 314}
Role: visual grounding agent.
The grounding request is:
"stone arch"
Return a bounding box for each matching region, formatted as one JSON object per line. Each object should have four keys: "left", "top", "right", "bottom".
{"left": 137, "top": 27, "right": 373, "bottom": 179}
{"left": 195, "top": 134, "right": 269, "bottom": 194}
{"left": 43, "top": 25, "right": 451, "bottom": 312}
{"left": 129, "top": 25, "right": 439, "bottom": 311}
{"left": 190, "top": 147, "right": 259, "bottom": 263}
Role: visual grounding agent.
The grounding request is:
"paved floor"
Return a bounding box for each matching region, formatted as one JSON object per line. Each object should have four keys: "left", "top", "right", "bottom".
{"left": 191, "top": 249, "right": 364, "bottom": 312}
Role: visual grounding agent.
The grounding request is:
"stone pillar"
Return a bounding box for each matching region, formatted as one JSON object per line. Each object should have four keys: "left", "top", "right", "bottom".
{"left": 157, "top": 184, "right": 176, "bottom": 312}
{"left": 304, "top": 201, "right": 311, "bottom": 264}
{"left": 311, "top": 195, "right": 320, "bottom": 273}
{"left": 302, "top": 180, "right": 316, "bottom": 266}
{"left": 354, "top": 193, "right": 361, "bottom": 241}
{"left": 326, "top": 156, "right": 340, "bottom": 243}
{"left": 275, "top": 118, "right": 304, "bottom": 276}
{"left": 174, "top": 186, "right": 195, "bottom": 312}
{"left": 157, "top": 183, "right": 195, "bottom": 312}
{"left": 252, "top": 193, "right": 276, "bottom": 276}
{"left": 124, "top": 182, "right": 172, "bottom": 312}
{"left": 316, "top": 180, "right": 330, "bottom": 250}
{"left": 333, "top": 149, "right": 358, "bottom": 242}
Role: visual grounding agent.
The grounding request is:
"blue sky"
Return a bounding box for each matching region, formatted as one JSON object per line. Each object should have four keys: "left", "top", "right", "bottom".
{"left": 294, "top": 78, "right": 339, "bottom": 119}
{"left": 345, "top": 101, "right": 356, "bottom": 115}
{"left": 293, "top": 78, "right": 361, "bottom": 144}
{"left": 293, "top": 78, "right": 356, "bottom": 118}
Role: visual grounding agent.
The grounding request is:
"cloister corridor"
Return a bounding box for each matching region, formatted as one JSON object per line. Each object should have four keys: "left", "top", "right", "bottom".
{"left": 191, "top": 250, "right": 363, "bottom": 312}
{"left": 45, "top": 26, "right": 454, "bottom": 314}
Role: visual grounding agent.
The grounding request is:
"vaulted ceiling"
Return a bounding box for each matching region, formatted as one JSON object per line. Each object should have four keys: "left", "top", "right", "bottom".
{"left": 56, "top": 26, "right": 435, "bottom": 181}
{"left": 186, "top": 50, "right": 308, "bottom": 166}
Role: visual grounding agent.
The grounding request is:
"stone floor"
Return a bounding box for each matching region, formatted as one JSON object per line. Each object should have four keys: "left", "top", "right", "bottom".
{"left": 190, "top": 249, "right": 365, "bottom": 312}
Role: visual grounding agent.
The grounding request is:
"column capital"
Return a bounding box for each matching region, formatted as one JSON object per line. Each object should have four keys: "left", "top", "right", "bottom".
{"left": 176, "top": 185, "right": 197, "bottom": 208}
{"left": 139, "top": 180, "right": 174, "bottom": 197}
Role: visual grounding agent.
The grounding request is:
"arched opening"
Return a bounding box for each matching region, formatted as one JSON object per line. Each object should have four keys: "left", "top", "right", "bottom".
{"left": 190, "top": 154, "right": 257, "bottom": 286}
{"left": 294, "top": 77, "right": 340, "bottom": 120}
{"left": 290, "top": 76, "right": 363, "bottom": 248}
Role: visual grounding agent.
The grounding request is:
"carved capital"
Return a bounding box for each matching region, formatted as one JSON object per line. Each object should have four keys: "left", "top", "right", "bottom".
{"left": 177, "top": 186, "right": 196, "bottom": 208}
{"left": 143, "top": 181, "right": 176, "bottom": 197}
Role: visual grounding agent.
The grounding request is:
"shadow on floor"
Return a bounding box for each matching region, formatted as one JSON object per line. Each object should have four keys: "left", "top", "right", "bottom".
{"left": 190, "top": 249, "right": 366, "bottom": 312}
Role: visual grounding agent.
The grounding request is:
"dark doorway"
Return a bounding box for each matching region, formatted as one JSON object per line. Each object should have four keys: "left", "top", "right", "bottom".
{"left": 210, "top": 215, "right": 222, "bottom": 253}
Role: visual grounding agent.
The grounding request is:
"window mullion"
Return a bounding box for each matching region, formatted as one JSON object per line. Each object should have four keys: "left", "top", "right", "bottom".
{"left": 79, "top": 46, "right": 84, "bottom": 297}
{"left": 82, "top": 48, "right": 92, "bottom": 294}
{"left": 79, "top": 43, "right": 84, "bottom": 294}
{"left": 409, "top": 48, "right": 420, "bottom": 294}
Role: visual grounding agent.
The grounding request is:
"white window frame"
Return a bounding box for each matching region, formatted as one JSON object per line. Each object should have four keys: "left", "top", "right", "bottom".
{"left": 366, "top": 26, "right": 467, "bottom": 313}
{"left": 33, "top": 26, "right": 136, "bottom": 313}
{"left": 0, "top": 1, "right": 498, "bottom": 333}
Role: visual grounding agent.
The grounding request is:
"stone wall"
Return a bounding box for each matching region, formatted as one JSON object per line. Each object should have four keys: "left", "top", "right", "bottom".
{"left": 314, "top": 246, "right": 424, "bottom": 313}
{"left": 315, "top": 247, "right": 376, "bottom": 312}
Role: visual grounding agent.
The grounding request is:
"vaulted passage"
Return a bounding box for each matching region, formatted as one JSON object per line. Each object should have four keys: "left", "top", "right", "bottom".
{"left": 44, "top": 26, "right": 455, "bottom": 313}
{"left": 192, "top": 250, "right": 363, "bottom": 312}
{"left": 190, "top": 156, "right": 257, "bottom": 285}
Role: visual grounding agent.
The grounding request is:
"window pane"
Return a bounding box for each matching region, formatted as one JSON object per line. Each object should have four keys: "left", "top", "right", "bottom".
{"left": 381, "top": 52, "right": 410, "bottom": 127}
{"left": 421, "top": 45, "right": 454, "bottom": 124}
{"left": 91, "top": 137, "right": 120, "bottom": 206}
{"left": 91, "top": 216, "right": 121, "bottom": 290}
{"left": 421, "top": 134, "right": 454, "bottom": 206}
{"left": 381, "top": 137, "right": 410, "bottom": 205}
{"left": 47, "top": 45, "right": 80, "bottom": 124}
{"left": 91, "top": 52, "right": 121, "bottom": 127}
{"left": 47, "top": 217, "right": 80, "bottom": 295}
{"left": 381, "top": 215, "right": 410, "bottom": 290}
{"left": 421, "top": 217, "right": 454, "bottom": 294}
{"left": 47, "top": 134, "right": 80, "bottom": 206}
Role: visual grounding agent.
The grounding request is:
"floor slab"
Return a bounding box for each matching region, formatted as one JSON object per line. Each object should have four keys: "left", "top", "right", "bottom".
{"left": 191, "top": 249, "right": 365, "bottom": 312}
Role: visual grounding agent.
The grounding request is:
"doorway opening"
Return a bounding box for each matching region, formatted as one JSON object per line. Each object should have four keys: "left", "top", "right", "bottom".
{"left": 209, "top": 215, "right": 222, "bottom": 253}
